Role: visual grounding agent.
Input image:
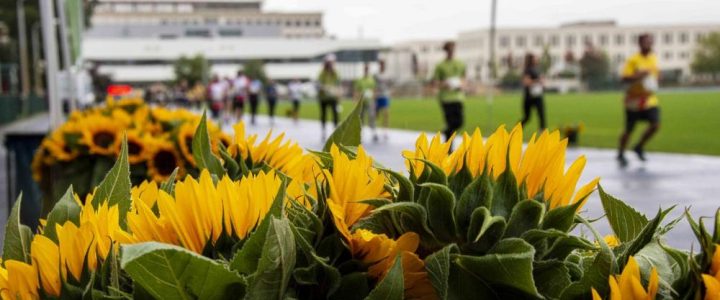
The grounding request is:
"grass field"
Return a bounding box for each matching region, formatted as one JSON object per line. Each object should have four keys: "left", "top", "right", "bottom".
{"left": 255, "top": 90, "right": 720, "bottom": 155}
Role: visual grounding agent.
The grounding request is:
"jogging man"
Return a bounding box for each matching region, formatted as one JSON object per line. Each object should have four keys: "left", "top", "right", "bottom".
{"left": 374, "top": 59, "right": 392, "bottom": 141}
{"left": 432, "top": 41, "right": 467, "bottom": 144}
{"left": 617, "top": 33, "right": 661, "bottom": 167}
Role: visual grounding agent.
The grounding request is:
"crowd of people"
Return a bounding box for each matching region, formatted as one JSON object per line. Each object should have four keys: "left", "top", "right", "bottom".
{"left": 143, "top": 33, "right": 661, "bottom": 167}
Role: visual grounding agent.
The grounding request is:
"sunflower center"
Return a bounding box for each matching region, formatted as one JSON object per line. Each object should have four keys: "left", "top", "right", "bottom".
{"left": 153, "top": 150, "right": 177, "bottom": 175}
{"left": 92, "top": 131, "right": 116, "bottom": 149}
{"left": 128, "top": 141, "right": 143, "bottom": 156}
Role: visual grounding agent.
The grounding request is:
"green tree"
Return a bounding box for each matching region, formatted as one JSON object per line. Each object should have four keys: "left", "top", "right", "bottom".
{"left": 173, "top": 55, "right": 208, "bottom": 86}
{"left": 691, "top": 32, "right": 720, "bottom": 75}
{"left": 539, "top": 45, "right": 552, "bottom": 74}
{"left": 579, "top": 49, "right": 610, "bottom": 90}
{"left": 243, "top": 60, "right": 267, "bottom": 83}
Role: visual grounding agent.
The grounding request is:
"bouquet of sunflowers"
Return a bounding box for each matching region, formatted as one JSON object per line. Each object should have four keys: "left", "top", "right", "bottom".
{"left": 4, "top": 102, "right": 720, "bottom": 299}
{"left": 31, "top": 98, "right": 230, "bottom": 215}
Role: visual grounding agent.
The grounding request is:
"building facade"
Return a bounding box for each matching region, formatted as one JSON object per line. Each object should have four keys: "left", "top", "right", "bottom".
{"left": 457, "top": 21, "right": 720, "bottom": 81}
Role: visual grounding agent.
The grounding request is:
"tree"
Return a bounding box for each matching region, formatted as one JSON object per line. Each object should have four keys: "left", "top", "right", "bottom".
{"left": 173, "top": 55, "right": 208, "bottom": 86}
{"left": 539, "top": 45, "right": 552, "bottom": 74}
{"left": 579, "top": 49, "right": 610, "bottom": 90}
{"left": 691, "top": 32, "right": 720, "bottom": 75}
{"left": 243, "top": 60, "right": 267, "bottom": 83}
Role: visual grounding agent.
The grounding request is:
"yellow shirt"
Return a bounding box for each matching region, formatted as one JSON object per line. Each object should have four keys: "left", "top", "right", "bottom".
{"left": 621, "top": 53, "right": 659, "bottom": 111}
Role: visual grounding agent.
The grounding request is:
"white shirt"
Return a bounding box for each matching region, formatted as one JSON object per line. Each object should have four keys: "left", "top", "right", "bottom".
{"left": 232, "top": 76, "right": 248, "bottom": 95}
{"left": 209, "top": 82, "right": 226, "bottom": 102}
{"left": 288, "top": 81, "right": 303, "bottom": 100}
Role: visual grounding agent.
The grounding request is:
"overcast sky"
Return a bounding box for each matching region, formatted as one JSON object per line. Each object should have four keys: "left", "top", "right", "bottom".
{"left": 264, "top": 0, "right": 720, "bottom": 43}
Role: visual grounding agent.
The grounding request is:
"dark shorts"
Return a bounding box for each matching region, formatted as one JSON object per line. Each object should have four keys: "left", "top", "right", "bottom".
{"left": 376, "top": 96, "right": 389, "bottom": 111}
{"left": 292, "top": 99, "right": 300, "bottom": 112}
{"left": 625, "top": 107, "right": 660, "bottom": 132}
{"left": 234, "top": 95, "right": 244, "bottom": 109}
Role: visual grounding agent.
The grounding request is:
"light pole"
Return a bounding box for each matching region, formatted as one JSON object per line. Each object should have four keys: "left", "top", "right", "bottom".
{"left": 486, "top": 0, "right": 498, "bottom": 130}
{"left": 17, "top": 0, "right": 30, "bottom": 97}
{"left": 40, "top": 0, "right": 62, "bottom": 128}
{"left": 56, "top": 0, "right": 77, "bottom": 111}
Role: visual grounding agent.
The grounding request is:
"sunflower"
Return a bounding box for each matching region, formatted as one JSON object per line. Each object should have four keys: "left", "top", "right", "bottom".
{"left": 116, "top": 181, "right": 179, "bottom": 246}
{"left": 31, "top": 144, "right": 48, "bottom": 182}
{"left": 79, "top": 114, "right": 123, "bottom": 156}
{"left": 176, "top": 122, "right": 197, "bottom": 165}
{"left": 405, "top": 125, "right": 600, "bottom": 210}
{"left": 324, "top": 144, "right": 390, "bottom": 242}
{"left": 55, "top": 220, "right": 97, "bottom": 282}
{"left": 126, "top": 130, "right": 150, "bottom": 164}
{"left": 147, "top": 138, "right": 183, "bottom": 182}
{"left": 350, "top": 230, "right": 438, "bottom": 300}
{"left": 30, "top": 235, "right": 61, "bottom": 297}
{"left": 0, "top": 259, "right": 39, "bottom": 300}
{"left": 592, "top": 256, "right": 658, "bottom": 300}
{"left": 702, "top": 245, "right": 720, "bottom": 300}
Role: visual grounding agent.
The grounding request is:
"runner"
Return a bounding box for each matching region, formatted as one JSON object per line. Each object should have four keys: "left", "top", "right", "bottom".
{"left": 265, "top": 79, "right": 279, "bottom": 126}
{"left": 520, "top": 53, "right": 547, "bottom": 130}
{"left": 432, "top": 41, "right": 467, "bottom": 146}
{"left": 231, "top": 70, "right": 249, "bottom": 122}
{"left": 317, "top": 54, "right": 342, "bottom": 140}
{"left": 617, "top": 33, "right": 661, "bottom": 167}
{"left": 287, "top": 78, "right": 303, "bottom": 123}
{"left": 247, "top": 76, "right": 263, "bottom": 125}
{"left": 353, "top": 63, "right": 377, "bottom": 140}
{"left": 374, "top": 59, "right": 392, "bottom": 141}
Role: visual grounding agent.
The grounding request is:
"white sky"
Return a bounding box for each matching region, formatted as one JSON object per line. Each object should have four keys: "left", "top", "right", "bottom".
{"left": 263, "top": 0, "right": 720, "bottom": 43}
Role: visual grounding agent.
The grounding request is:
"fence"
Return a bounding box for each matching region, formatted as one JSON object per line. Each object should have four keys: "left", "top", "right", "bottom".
{"left": 0, "top": 95, "right": 48, "bottom": 126}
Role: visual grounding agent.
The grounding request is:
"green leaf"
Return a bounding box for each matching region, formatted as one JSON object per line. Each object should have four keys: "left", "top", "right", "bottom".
{"left": 44, "top": 185, "right": 81, "bottom": 242}
{"left": 2, "top": 194, "right": 33, "bottom": 264}
{"left": 424, "top": 244, "right": 459, "bottom": 299}
{"left": 373, "top": 202, "right": 440, "bottom": 248}
{"left": 230, "top": 189, "right": 286, "bottom": 274}
{"left": 92, "top": 135, "right": 132, "bottom": 227}
{"left": 416, "top": 159, "right": 449, "bottom": 186}
{"left": 324, "top": 99, "right": 363, "bottom": 151}
{"left": 617, "top": 207, "right": 672, "bottom": 268}
{"left": 466, "top": 207, "right": 506, "bottom": 253}
{"left": 504, "top": 200, "right": 545, "bottom": 238}
{"left": 121, "top": 242, "right": 246, "bottom": 300}
{"left": 544, "top": 235, "right": 596, "bottom": 261}
{"left": 365, "top": 255, "right": 404, "bottom": 300}
{"left": 246, "top": 218, "right": 296, "bottom": 300}
{"left": 541, "top": 200, "right": 584, "bottom": 233}
{"left": 192, "top": 112, "right": 225, "bottom": 177}
{"left": 599, "top": 185, "right": 648, "bottom": 243}
{"left": 449, "top": 262, "right": 499, "bottom": 299}
{"left": 218, "top": 146, "right": 240, "bottom": 178}
{"left": 329, "top": 272, "right": 370, "bottom": 300}
{"left": 159, "top": 168, "right": 179, "bottom": 195}
{"left": 456, "top": 170, "right": 493, "bottom": 234}
{"left": 455, "top": 238, "right": 540, "bottom": 297}
{"left": 418, "top": 183, "right": 458, "bottom": 242}
{"left": 533, "top": 260, "right": 572, "bottom": 299}
{"left": 634, "top": 240, "right": 688, "bottom": 298}
{"left": 491, "top": 168, "right": 520, "bottom": 218}
{"left": 381, "top": 168, "right": 414, "bottom": 202}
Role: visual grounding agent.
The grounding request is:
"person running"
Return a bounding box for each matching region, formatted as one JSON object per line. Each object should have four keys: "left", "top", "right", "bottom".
{"left": 520, "top": 53, "right": 547, "bottom": 130}
{"left": 617, "top": 33, "right": 661, "bottom": 167}
{"left": 432, "top": 41, "right": 467, "bottom": 144}
{"left": 231, "top": 70, "right": 249, "bottom": 122}
{"left": 287, "top": 78, "right": 303, "bottom": 123}
{"left": 374, "top": 59, "right": 392, "bottom": 141}
{"left": 265, "top": 79, "right": 279, "bottom": 126}
{"left": 353, "top": 63, "right": 377, "bottom": 140}
{"left": 317, "top": 55, "right": 341, "bottom": 140}
{"left": 247, "top": 76, "right": 263, "bottom": 125}
{"left": 207, "top": 75, "right": 227, "bottom": 120}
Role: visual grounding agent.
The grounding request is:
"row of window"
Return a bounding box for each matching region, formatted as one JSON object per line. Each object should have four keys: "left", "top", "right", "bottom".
{"left": 495, "top": 31, "right": 709, "bottom": 49}
{"left": 474, "top": 50, "right": 693, "bottom": 68}
{"left": 101, "top": 17, "right": 322, "bottom": 28}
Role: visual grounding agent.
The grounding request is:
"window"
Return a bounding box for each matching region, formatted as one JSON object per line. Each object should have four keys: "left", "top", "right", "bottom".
{"left": 156, "top": 4, "right": 173, "bottom": 13}
{"left": 499, "top": 36, "right": 509, "bottom": 48}
{"left": 680, "top": 32, "right": 689, "bottom": 44}
{"left": 663, "top": 52, "right": 673, "bottom": 60}
{"left": 185, "top": 29, "right": 211, "bottom": 37}
{"left": 114, "top": 3, "right": 132, "bottom": 12}
{"left": 565, "top": 35, "right": 576, "bottom": 47}
{"left": 515, "top": 36, "right": 526, "bottom": 47}
{"left": 614, "top": 34, "right": 624, "bottom": 45}
{"left": 697, "top": 32, "right": 706, "bottom": 42}
{"left": 599, "top": 34, "right": 608, "bottom": 46}
{"left": 582, "top": 34, "right": 592, "bottom": 45}
{"left": 219, "top": 29, "right": 243, "bottom": 37}
{"left": 615, "top": 53, "right": 624, "bottom": 63}
{"left": 136, "top": 4, "right": 153, "bottom": 12}
{"left": 534, "top": 35, "right": 543, "bottom": 47}
{"left": 550, "top": 35, "right": 559, "bottom": 46}
{"left": 663, "top": 33, "right": 673, "bottom": 45}
{"left": 177, "top": 4, "right": 192, "bottom": 13}
{"left": 679, "top": 51, "right": 689, "bottom": 59}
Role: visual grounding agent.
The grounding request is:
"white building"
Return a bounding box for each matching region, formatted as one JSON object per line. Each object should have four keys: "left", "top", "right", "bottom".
{"left": 384, "top": 21, "right": 720, "bottom": 84}
{"left": 84, "top": 0, "right": 383, "bottom": 83}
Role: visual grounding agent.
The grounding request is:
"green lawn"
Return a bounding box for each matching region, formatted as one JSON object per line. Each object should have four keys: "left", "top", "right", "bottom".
{"left": 257, "top": 91, "right": 720, "bottom": 155}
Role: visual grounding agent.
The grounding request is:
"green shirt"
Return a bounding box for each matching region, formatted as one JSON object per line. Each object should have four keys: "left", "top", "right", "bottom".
{"left": 318, "top": 70, "right": 341, "bottom": 100}
{"left": 433, "top": 59, "right": 466, "bottom": 102}
{"left": 353, "top": 76, "right": 376, "bottom": 100}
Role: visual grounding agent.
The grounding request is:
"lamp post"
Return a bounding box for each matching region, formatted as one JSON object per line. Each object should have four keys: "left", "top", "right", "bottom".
{"left": 486, "top": 0, "right": 498, "bottom": 130}
{"left": 17, "top": 0, "right": 30, "bottom": 97}
{"left": 40, "top": 0, "right": 62, "bottom": 128}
